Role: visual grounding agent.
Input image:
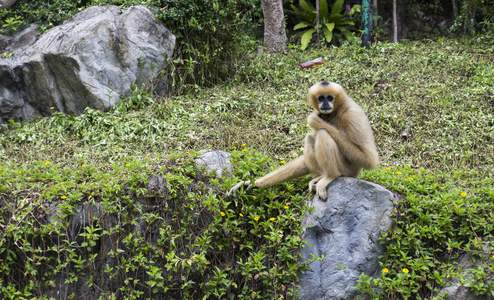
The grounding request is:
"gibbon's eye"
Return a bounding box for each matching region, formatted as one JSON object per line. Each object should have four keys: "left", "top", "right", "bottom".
{"left": 318, "top": 95, "right": 334, "bottom": 102}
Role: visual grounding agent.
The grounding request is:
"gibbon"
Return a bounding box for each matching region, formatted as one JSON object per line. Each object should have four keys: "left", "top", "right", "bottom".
{"left": 228, "top": 81, "right": 379, "bottom": 201}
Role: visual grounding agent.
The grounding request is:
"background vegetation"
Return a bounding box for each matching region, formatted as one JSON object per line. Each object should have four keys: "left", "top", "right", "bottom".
{"left": 0, "top": 0, "right": 493, "bottom": 299}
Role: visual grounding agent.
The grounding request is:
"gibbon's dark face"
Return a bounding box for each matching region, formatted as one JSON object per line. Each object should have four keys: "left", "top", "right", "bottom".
{"left": 317, "top": 94, "right": 334, "bottom": 114}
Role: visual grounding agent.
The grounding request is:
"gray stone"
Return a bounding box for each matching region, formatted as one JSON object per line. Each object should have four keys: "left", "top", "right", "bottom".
{"left": 437, "top": 253, "right": 491, "bottom": 300}
{"left": 195, "top": 150, "right": 233, "bottom": 177}
{"left": 298, "top": 177, "right": 397, "bottom": 300}
{"left": 0, "top": 5, "right": 175, "bottom": 123}
{"left": 0, "top": 0, "right": 17, "bottom": 9}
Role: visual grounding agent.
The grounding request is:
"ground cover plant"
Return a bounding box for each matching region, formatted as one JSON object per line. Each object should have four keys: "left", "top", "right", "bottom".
{"left": 0, "top": 35, "right": 493, "bottom": 299}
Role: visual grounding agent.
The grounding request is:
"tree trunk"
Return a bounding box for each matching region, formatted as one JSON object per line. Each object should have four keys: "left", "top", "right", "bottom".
{"left": 451, "top": 0, "right": 458, "bottom": 19}
{"left": 316, "top": 0, "right": 321, "bottom": 49}
{"left": 261, "top": 0, "right": 287, "bottom": 54}
{"left": 0, "top": 0, "right": 18, "bottom": 9}
{"left": 392, "top": 0, "right": 398, "bottom": 42}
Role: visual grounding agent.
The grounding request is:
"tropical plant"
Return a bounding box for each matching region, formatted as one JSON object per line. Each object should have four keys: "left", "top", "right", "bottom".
{"left": 288, "top": 0, "right": 360, "bottom": 49}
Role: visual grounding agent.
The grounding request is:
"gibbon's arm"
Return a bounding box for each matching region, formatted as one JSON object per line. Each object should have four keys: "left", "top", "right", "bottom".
{"left": 307, "top": 112, "right": 378, "bottom": 170}
{"left": 227, "top": 156, "right": 310, "bottom": 197}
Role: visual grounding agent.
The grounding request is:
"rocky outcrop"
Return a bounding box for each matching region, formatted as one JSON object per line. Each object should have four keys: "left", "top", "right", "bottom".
{"left": 0, "top": 5, "right": 175, "bottom": 123}
{"left": 298, "top": 177, "right": 397, "bottom": 300}
{"left": 0, "top": 0, "right": 17, "bottom": 9}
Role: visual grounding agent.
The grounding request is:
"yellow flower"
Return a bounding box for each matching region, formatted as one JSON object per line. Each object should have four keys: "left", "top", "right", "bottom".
{"left": 396, "top": 171, "right": 402, "bottom": 175}
{"left": 114, "top": 147, "right": 119, "bottom": 150}
{"left": 383, "top": 268, "right": 389, "bottom": 273}
{"left": 231, "top": 146, "right": 236, "bottom": 149}
{"left": 239, "top": 213, "right": 243, "bottom": 217}
{"left": 386, "top": 167, "right": 391, "bottom": 170}
{"left": 220, "top": 212, "right": 226, "bottom": 217}
{"left": 280, "top": 160, "right": 286, "bottom": 164}
{"left": 408, "top": 177, "right": 413, "bottom": 180}
{"left": 45, "top": 161, "right": 50, "bottom": 165}
{"left": 284, "top": 206, "right": 289, "bottom": 209}
{"left": 242, "top": 149, "right": 247, "bottom": 152}
{"left": 186, "top": 151, "right": 190, "bottom": 154}
{"left": 145, "top": 156, "right": 149, "bottom": 159}
{"left": 441, "top": 187, "right": 444, "bottom": 191}
{"left": 254, "top": 216, "right": 259, "bottom": 222}
{"left": 402, "top": 268, "right": 409, "bottom": 273}
{"left": 61, "top": 196, "right": 68, "bottom": 199}
{"left": 50, "top": 107, "right": 54, "bottom": 109}
{"left": 270, "top": 217, "right": 276, "bottom": 221}
{"left": 125, "top": 163, "right": 130, "bottom": 167}
{"left": 81, "top": 164, "right": 86, "bottom": 168}
{"left": 241, "top": 143, "right": 246, "bottom": 147}
{"left": 461, "top": 192, "right": 467, "bottom": 197}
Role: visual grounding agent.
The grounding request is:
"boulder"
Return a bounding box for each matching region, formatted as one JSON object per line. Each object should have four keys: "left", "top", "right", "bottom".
{"left": 0, "top": 0, "right": 17, "bottom": 9}
{"left": 195, "top": 150, "right": 233, "bottom": 178}
{"left": 0, "top": 5, "right": 175, "bottom": 123}
{"left": 298, "top": 177, "right": 397, "bottom": 300}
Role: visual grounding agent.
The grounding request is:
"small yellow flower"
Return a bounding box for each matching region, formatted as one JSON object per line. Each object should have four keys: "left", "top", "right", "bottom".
{"left": 491, "top": 255, "right": 494, "bottom": 259}
{"left": 114, "top": 147, "right": 119, "bottom": 150}
{"left": 254, "top": 216, "right": 259, "bottom": 222}
{"left": 81, "top": 164, "right": 86, "bottom": 168}
{"left": 241, "top": 143, "right": 246, "bottom": 147}
{"left": 17, "top": 171, "right": 22, "bottom": 174}
{"left": 145, "top": 156, "right": 149, "bottom": 159}
{"left": 61, "top": 196, "right": 68, "bottom": 199}
{"left": 386, "top": 167, "right": 391, "bottom": 170}
{"left": 396, "top": 171, "right": 402, "bottom": 175}
{"left": 239, "top": 213, "right": 243, "bottom": 217}
{"left": 280, "top": 160, "right": 286, "bottom": 164}
{"left": 383, "top": 268, "right": 389, "bottom": 273}
{"left": 93, "top": 217, "right": 96, "bottom": 219}
{"left": 186, "top": 151, "right": 190, "bottom": 154}
{"left": 125, "top": 163, "right": 130, "bottom": 167}
{"left": 461, "top": 192, "right": 467, "bottom": 197}
{"left": 284, "top": 205, "right": 289, "bottom": 209}
{"left": 483, "top": 60, "right": 485, "bottom": 64}
{"left": 231, "top": 146, "right": 236, "bottom": 149}
{"left": 402, "top": 268, "right": 409, "bottom": 273}
{"left": 50, "top": 107, "right": 54, "bottom": 109}
{"left": 45, "top": 161, "right": 50, "bottom": 165}
{"left": 441, "top": 187, "right": 444, "bottom": 191}
{"left": 220, "top": 212, "right": 226, "bottom": 217}
{"left": 134, "top": 122, "right": 137, "bottom": 124}
{"left": 242, "top": 149, "right": 247, "bottom": 152}
{"left": 408, "top": 177, "right": 413, "bottom": 180}
{"left": 270, "top": 217, "right": 276, "bottom": 221}
{"left": 87, "top": 236, "right": 90, "bottom": 239}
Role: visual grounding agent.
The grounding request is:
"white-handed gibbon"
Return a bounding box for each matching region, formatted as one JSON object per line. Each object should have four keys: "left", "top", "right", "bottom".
{"left": 228, "top": 81, "right": 379, "bottom": 201}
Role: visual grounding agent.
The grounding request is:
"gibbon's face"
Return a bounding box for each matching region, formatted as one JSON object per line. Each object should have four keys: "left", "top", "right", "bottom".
{"left": 316, "top": 93, "right": 335, "bottom": 114}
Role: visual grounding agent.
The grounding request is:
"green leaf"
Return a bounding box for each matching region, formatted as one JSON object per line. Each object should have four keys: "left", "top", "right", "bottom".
{"left": 301, "top": 28, "right": 316, "bottom": 50}
{"left": 330, "top": 0, "right": 345, "bottom": 16}
{"left": 325, "top": 22, "right": 335, "bottom": 32}
{"left": 294, "top": 22, "right": 311, "bottom": 30}
{"left": 340, "top": 27, "right": 353, "bottom": 39}
{"left": 300, "top": 0, "right": 315, "bottom": 14}
{"left": 322, "top": 27, "right": 333, "bottom": 43}
{"left": 319, "top": 0, "right": 329, "bottom": 18}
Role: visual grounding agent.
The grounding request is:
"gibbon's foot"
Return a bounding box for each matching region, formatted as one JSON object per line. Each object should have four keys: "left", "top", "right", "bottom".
{"left": 308, "top": 175, "right": 324, "bottom": 192}
{"left": 315, "top": 176, "right": 336, "bottom": 201}
{"left": 227, "top": 181, "right": 253, "bottom": 198}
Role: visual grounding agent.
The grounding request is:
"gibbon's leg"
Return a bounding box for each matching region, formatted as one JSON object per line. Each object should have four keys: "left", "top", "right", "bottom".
{"left": 228, "top": 156, "right": 310, "bottom": 197}
{"left": 303, "top": 133, "right": 323, "bottom": 191}
{"left": 313, "top": 129, "right": 361, "bottom": 200}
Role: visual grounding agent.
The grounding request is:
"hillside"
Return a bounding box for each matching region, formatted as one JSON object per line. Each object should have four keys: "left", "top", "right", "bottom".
{"left": 0, "top": 37, "right": 493, "bottom": 299}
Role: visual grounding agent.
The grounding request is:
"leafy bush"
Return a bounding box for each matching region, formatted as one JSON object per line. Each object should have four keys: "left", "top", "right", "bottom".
{"left": 287, "top": 0, "right": 360, "bottom": 49}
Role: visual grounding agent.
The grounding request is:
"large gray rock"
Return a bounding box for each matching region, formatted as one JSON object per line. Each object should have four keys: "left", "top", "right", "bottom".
{"left": 299, "top": 177, "right": 397, "bottom": 300}
{"left": 0, "top": 5, "right": 175, "bottom": 123}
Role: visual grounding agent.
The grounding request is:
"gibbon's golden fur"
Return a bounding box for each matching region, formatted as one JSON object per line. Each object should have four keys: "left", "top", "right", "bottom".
{"left": 229, "top": 81, "right": 378, "bottom": 201}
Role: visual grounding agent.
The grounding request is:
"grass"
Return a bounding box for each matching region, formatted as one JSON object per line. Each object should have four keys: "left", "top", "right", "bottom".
{"left": 0, "top": 36, "right": 493, "bottom": 299}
